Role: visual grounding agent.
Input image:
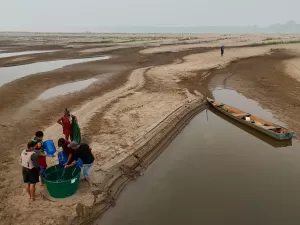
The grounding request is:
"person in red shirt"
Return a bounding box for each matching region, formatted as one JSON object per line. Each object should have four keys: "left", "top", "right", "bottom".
{"left": 33, "top": 131, "right": 47, "bottom": 186}
{"left": 58, "top": 138, "right": 74, "bottom": 165}
{"left": 57, "top": 108, "right": 77, "bottom": 141}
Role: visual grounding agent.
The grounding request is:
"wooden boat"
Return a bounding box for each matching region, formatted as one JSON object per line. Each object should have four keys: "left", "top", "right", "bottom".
{"left": 209, "top": 107, "right": 292, "bottom": 147}
{"left": 207, "top": 97, "right": 295, "bottom": 140}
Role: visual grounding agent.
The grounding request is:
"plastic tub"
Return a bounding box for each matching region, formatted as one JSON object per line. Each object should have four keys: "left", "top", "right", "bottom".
{"left": 43, "top": 165, "right": 81, "bottom": 198}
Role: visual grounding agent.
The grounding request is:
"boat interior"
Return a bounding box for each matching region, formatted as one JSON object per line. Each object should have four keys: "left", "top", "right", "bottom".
{"left": 211, "top": 99, "right": 291, "bottom": 134}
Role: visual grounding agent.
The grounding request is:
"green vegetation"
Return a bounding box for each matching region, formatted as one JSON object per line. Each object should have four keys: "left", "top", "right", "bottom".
{"left": 247, "top": 40, "right": 300, "bottom": 47}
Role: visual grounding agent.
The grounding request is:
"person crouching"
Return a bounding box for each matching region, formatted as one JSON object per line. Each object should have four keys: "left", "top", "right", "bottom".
{"left": 57, "top": 138, "right": 74, "bottom": 166}
{"left": 64, "top": 141, "right": 94, "bottom": 187}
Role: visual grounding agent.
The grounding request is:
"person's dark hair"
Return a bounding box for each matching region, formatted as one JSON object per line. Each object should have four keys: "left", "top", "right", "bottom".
{"left": 35, "top": 131, "right": 44, "bottom": 138}
{"left": 27, "top": 141, "right": 36, "bottom": 149}
{"left": 65, "top": 108, "right": 70, "bottom": 115}
{"left": 58, "top": 138, "right": 66, "bottom": 147}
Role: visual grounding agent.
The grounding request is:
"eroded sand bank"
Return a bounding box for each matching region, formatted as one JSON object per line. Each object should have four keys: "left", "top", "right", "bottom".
{"left": 1, "top": 34, "right": 300, "bottom": 225}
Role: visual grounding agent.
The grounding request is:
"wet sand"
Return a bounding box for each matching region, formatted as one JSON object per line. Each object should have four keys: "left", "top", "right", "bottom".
{"left": 1, "top": 34, "right": 300, "bottom": 225}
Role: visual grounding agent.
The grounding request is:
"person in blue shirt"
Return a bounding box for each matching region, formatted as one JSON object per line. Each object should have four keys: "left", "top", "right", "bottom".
{"left": 221, "top": 45, "right": 225, "bottom": 56}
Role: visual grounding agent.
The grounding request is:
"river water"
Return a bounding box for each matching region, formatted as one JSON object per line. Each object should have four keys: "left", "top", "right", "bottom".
{"left": 38, "top": 73, "right": 114, "bottom": 100}
{"left": 212, "top": 88, "right": 286, "bottom": 126}
{"left": 0, "top": 50, "right": 58, "bottom": 58}
{"left": 0, "top": 56, "right": 109, "bottom": 87}
{"left": 96, "top": 91, "right": 300, "bottom": 225}
{"left": 37, "top": 78, "right": 98, "bottom": 100}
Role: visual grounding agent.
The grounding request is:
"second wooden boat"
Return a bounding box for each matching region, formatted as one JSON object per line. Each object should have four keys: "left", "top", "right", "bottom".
{"left": 207, "top": 98, "right": 295, "bottom": 140}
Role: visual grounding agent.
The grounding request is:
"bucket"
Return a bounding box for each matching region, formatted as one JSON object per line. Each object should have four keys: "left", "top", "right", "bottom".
{"left": 43, "top": 165, "right": 81, "bottom": 198}
{"left": 76, "top": 158, "right": 83, "bottom": 168}
{"left": 58, "top": 151, "right": 68, "bottom": 166}
{"left": 44, "top": 140, "right": 57, "bottom": 156}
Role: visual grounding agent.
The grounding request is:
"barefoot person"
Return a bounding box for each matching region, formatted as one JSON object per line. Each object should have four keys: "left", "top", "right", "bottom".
{"left": 32, "top": 131, "right": 47, "bottom": 185}
{"left": 20, "top": 141, "right": 40, "bottom": 200}
{"left": 57, "top": 108, "right": 77, "bottom": 141}
{"left": 65, "top": 141, "right": 94, "bottom": 187}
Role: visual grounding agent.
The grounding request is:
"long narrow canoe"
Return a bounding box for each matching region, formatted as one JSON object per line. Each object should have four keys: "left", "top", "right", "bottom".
{"left": 207, "top": 97, "right": 295, "bottom": 140}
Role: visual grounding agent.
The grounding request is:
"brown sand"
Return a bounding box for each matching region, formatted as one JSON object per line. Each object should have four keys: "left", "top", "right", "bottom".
{"left": 1, "top": 34, "right": 300, "bottom": 225}
{"left": 0, "top": 44, "right": 211, "bottom": 225}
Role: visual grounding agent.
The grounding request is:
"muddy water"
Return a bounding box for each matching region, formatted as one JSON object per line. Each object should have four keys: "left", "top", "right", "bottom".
{"left": 0, "top": 50, "right": 58, "bottom": 58}
{"left": 38, "top": 73, "right": 114, "bottom": 100}
{"left": 0, "top": 56, "right": 109, "bottom": 87}
{"left": 212, "top": 88, "right": 286, "bottom": 127}
{"left": 97, "top": 109, "right": 300, "bottom": 225}
{"left": 38, "top": 78, "right": 98, "bottom": 100}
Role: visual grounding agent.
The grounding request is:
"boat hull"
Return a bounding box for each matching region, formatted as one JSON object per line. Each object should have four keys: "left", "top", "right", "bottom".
{"left": 210, "top": 108, "right": 292, "bottom": 147}
{"left": 208, "top": 99, "right": 295, "bottom": 141}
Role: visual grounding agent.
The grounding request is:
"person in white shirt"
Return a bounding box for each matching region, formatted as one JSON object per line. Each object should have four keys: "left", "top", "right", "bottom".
{"left": 20, "top": 141, "right": 40, "bottom": 201}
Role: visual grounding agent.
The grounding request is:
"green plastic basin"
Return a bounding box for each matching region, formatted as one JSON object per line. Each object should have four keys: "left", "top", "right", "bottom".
{"left": 43, "top": 165, "right": 81, "bottom": 198}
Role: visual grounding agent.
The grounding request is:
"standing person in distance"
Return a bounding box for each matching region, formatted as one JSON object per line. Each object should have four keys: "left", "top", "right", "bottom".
{"left": 221, "top": 45, "right": 225, "bottom": 56}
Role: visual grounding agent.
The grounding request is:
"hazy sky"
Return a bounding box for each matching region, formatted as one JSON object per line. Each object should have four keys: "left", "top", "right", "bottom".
{"left": 1, "top": 0, "right": 299, "bottom": 32}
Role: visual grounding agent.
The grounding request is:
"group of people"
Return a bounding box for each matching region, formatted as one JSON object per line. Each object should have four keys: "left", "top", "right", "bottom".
{"left": 58, "top": 139, "right": 94, "bottom": 187}
{"left": 20, "top": 109, "right": 94, "bottom": 201}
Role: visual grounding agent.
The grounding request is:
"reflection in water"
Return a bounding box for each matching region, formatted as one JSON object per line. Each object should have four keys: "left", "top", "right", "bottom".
{"left": 0, "top": 50, "right": 58, "bottom": 58}
{"left": 38, "top": 78, "right": 97, "bottom": 100}
{"left": 97, "top": 111, "right": 300, "bottom": 225}
{"left": 0, "top": 56, "right": 109, "bottom": 87}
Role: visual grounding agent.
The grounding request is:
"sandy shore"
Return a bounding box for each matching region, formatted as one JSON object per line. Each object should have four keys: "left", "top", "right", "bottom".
{"left": 1, "top": 33, "right": 300, "bottom": 225}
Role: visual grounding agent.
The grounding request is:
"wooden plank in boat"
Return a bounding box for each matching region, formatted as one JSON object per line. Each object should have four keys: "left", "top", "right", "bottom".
{"left": 259, "top": 125, "right": 279, "bottom": 130}
{"left": 231, "top": 113, "right": 250, "bottom": 117}
{"left": 216, "top": 103, "right": 224, "bottom": 107}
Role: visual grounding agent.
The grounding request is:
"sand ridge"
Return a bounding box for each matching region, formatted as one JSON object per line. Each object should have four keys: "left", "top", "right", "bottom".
{"left": 1, "top": 34, "right": 300, "bottom": 225}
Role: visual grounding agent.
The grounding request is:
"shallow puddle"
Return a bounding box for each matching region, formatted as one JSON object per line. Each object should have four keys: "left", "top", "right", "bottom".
{"left": 96, "top": 110, "right": 300, "bottom": 225}
{"left": 38, "top": 78, "right": 97, "bottom": 100}
{"left": 0, "top": 56, "right": 109, "bottom": 87}
{"left": 0, "top": 50, "right": 58, "bottom": 59}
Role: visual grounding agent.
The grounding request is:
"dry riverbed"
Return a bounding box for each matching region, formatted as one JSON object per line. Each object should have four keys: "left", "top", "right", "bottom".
{"left": 1, "top": 33, "right": 300, "bottom": 225}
